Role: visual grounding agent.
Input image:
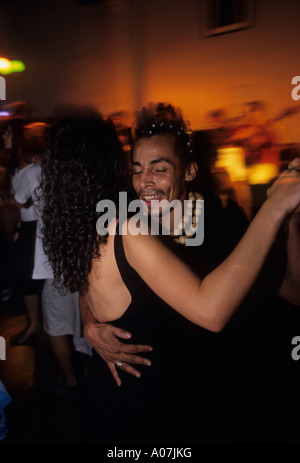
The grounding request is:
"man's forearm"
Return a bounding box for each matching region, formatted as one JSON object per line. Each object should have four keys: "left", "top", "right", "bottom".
{"left": 79, "top": 296, "right": 100, "bottom": 334}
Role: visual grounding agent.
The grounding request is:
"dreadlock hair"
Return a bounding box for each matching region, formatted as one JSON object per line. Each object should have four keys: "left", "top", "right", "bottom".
{"left": 39, "top": 112, "right": 133, "bottom": 295}
{"left": 133, "top": 102, "right": 194, "bottom": 170}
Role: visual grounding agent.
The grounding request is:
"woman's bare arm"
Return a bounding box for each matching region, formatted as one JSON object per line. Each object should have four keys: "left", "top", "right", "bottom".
{"left": 81, "top": 163, "right": 300, "bottom": 383}
{"left": 123, "top": 166, "right": 300, "bottom": 332}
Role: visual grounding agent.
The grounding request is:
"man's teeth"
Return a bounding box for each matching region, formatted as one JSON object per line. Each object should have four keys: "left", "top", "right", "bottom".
{"left": 143, "top": 195, "right": 160, "bottom": 200}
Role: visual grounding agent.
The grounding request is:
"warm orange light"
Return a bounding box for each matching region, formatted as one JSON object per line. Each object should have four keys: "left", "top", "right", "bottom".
{"left": 214, "top": 146, "right": 279, "bottom": 185}
{"left": 215, "top": 146, "right": 248, "bottom": 182}
{"left": 246, "top": 163, "right": 278, "bottom": 185}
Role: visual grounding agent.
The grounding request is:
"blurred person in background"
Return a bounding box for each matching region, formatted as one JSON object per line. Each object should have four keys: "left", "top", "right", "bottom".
{"left": 204, "top": 107, "right": 253, "bottom": 219}
{"left": 5, "top": 121, "right": 48, "bottom": 344}
{"left": 0, "top": 117, "right": 25, "bottom": 303}
{"left": 231, "top": 101, "right": 280, "bottom": 167}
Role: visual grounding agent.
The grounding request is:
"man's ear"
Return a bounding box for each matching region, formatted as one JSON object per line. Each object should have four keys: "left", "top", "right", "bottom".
{"left": 185, "top": 162, "right": 198, "bottom": 182}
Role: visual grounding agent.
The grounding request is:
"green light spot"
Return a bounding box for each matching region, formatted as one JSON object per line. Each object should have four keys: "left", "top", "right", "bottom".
{"left": 11, "top": 61, "right": 26, "bottom": 73}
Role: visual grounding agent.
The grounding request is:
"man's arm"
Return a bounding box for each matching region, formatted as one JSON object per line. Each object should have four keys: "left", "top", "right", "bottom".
{"left": 79, "top": 296, "right": 153, "bottom": 386}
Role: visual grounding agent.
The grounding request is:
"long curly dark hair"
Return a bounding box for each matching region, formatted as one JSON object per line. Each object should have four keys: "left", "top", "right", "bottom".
{"left": 39, "top": 113, "right": 133, "bottom": 295}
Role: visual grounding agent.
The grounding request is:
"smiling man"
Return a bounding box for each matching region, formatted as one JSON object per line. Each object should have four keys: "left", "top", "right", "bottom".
{"left": 80, "top": 102, "right": 249, "bottom": 382}
{"left": 131, "top": 132, "right": 205, "bottom": 242}
{"left": 132, "top": 134, "right": 193, "bottom": 214}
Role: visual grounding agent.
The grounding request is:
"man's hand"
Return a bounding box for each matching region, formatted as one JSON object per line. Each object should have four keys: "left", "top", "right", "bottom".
{"left": 80, "top": 297, "right": 153, "bottom": 386}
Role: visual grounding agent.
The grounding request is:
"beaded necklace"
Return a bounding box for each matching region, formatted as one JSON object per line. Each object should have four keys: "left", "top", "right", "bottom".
{"left": 171, "top": 192, "right": 203, "bottom": 245}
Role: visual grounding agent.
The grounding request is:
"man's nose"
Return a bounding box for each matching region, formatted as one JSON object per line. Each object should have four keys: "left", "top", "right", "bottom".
{"left": 140, "top": 168, "right": 155, "bottom": 187}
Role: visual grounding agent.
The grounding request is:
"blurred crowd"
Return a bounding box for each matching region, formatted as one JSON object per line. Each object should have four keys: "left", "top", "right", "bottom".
{"left": 0, "top": 98, "right": 299, "bottom": 443}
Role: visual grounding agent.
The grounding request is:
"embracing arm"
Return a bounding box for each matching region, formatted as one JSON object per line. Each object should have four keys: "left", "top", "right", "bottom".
{"left": 79, "top": 296, "right": 153, "bottom": 386}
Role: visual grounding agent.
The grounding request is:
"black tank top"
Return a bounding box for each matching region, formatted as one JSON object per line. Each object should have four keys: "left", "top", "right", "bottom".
{"left": 84, "top": 222, "right": 216, "bottom": 443}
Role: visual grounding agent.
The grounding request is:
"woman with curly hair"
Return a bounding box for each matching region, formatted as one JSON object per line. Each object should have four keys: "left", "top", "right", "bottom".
{"left": 40, "top": 114, "right": 132, "bottom": 296}
{"left": 39, "top": 110, "right": 300, "bottom": 443}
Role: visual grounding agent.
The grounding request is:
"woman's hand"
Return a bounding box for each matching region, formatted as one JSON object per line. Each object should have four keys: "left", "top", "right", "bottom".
{"left": 267, "top": 158, "right": 300, "bottom": 215}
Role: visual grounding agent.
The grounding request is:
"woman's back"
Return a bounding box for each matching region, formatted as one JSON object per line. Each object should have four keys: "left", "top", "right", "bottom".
{"left": 86, "top": 225, "right": 133, "bottom": 323}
